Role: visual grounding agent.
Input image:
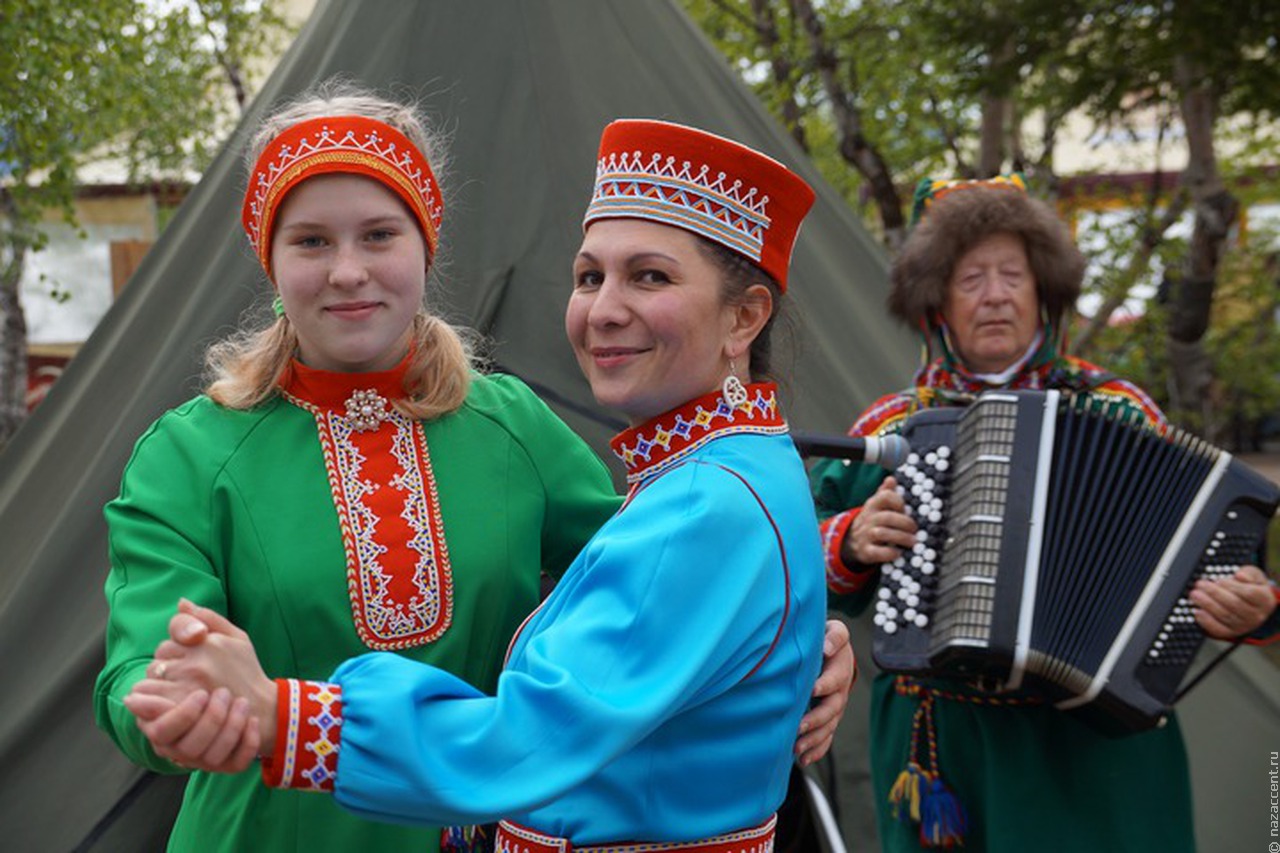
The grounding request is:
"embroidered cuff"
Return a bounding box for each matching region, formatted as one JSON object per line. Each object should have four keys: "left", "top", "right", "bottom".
{"left": 822, "top": 509, "right": 875, "bottom": 595}
{"left": 261, "top": 678, "right": 343, "bottom": 792}
{"left": 1243, "top": 583, "right": 1280, "bottom": 647}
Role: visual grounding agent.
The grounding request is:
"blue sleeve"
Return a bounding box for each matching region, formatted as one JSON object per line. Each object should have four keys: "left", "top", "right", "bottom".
{"left": 329, "top": 462, "right": 789, "bottom": 826}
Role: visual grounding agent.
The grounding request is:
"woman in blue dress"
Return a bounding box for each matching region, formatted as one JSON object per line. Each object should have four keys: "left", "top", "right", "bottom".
{"left": 127, "top": 117, "right": 830, "bottom": 850}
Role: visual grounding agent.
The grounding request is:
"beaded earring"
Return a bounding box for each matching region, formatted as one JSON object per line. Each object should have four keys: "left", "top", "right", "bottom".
{"left": 721, "top": 361, "right": 748, "bottom": 408}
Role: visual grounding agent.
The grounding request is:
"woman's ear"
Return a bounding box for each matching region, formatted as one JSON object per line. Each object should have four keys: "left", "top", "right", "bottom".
{"left": 725, "top": 283, "right": 773, "bottom": 362}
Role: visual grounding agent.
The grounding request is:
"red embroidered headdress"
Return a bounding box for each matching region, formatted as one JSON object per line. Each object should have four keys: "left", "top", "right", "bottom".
{"left": 241, "top": 115, "right": 444, "bottom": 280}
{"left": 583, "top": 119, "right": 815, "bottom": 291}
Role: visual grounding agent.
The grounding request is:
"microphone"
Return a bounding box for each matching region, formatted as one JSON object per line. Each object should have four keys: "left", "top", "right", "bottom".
{"left": 791, "top": 430, "right": 911, "bottom": 470}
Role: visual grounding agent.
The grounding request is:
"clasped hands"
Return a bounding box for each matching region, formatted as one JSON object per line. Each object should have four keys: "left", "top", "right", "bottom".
{"left": 124, "top": 600, "right": 858, "bottom": 774}
{"left": 124, "top": 600, "right": 276, "bottom": 775}
{"left": 845, "top": 477, "right": 1277, "bottom": 641}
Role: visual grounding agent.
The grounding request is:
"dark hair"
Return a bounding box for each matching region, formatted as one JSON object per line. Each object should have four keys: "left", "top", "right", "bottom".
{"left": 888, "top": 186, "right": 1085, "bottom": 333}
{"left": 692, "top": 237, "right": 789, "bottom": 383}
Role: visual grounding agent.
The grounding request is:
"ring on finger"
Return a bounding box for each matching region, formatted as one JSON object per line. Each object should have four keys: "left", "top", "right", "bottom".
{"left": 155, "top": 662, "right": 168, "bottom": 680}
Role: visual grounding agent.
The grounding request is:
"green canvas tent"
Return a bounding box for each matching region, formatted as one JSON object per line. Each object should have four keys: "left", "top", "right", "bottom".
{"left": 0, "top": 1, "right": 1276, "bottom": 851}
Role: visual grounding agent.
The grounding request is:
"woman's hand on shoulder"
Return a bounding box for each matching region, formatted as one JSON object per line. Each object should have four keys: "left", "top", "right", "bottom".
{"left": 795, "top": 618, "right": 856, "bottom": 766}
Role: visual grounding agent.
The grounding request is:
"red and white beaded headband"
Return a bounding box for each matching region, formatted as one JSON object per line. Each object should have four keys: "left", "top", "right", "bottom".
{"left": 241, "top": 115, "right": 443, "bottom": 280}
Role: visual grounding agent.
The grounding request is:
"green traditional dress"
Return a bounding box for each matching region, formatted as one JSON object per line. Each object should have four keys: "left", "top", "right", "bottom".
{"left": 811, "top": 343, "right": 1274, "bottom": 852}
{"left": 94, "top": 358, "right": 621, "bottom": 852}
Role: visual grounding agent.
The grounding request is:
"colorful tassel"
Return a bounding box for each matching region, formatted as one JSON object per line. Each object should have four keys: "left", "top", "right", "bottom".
{"left": 889, "top": 684, "right": 969, "bottom": 848}
{"left": 920, "top": 773, "right": 968, "bottom": 848}
{"left": 441, "top": 824, "right": 495, "bottom": 853}
{"left": 889, "top": 761, "right": 927, "bottom": 823}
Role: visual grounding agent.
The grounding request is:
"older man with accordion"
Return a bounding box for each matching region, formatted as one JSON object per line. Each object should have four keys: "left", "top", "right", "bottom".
{"left": 811, "top": 175, "right": 1279, "bottom": 852}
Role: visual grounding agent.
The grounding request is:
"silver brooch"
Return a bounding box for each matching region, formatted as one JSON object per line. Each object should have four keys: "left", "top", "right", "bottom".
{"left": 345, "top": 389, "right": 391, "bottom": 431}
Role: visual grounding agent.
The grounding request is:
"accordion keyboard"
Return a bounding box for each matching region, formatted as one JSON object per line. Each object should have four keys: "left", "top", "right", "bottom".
{"left": 872, "top": 445, "right": 952, "bottom": 636}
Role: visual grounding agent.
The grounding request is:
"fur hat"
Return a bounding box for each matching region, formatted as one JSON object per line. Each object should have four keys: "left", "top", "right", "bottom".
{"left": 889, "top": 177, "right": 1085, "bottom": 335}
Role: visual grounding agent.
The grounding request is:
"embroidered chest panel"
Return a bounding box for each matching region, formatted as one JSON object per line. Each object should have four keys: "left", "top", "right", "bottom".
{"left": 290, "top": 393, "right": 454, "bottom": 649}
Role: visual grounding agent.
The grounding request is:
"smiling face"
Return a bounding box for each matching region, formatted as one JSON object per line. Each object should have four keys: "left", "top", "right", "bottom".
{"left": 566, "top": 218, "right": 767, "bottom": 426}
{"left": 271, "top": 173, "right": 428, "bottom": 373}
{"left": 942, "top": 231, "right": 1042, "bottom": 374}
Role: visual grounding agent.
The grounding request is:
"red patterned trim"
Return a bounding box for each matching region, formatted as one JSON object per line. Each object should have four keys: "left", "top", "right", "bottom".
{"left": 284, "top": 391, "right": 455, "bottom": 650}
{"left": 495, "top": 814, "right": 776, "bottom": 853}
{"left": 849, "top": 393, "right": 913, "bottom": 439}
{"left": 242, "top": 116, "right": 443, "bottom": 278}
{"left": 588, "top": 150, "right": 770, "bottom": 262}
{"left": 1091, "top": 378, "right": 1168, "bottom": 432}
{"left": 822, "top": 509, "right": 875, "bottom": 595}
{"left": 610, "top": 383, "right": 786, "bottom": 485}
{"left": 263, "top": 678, "right": 343, "bottom": 792}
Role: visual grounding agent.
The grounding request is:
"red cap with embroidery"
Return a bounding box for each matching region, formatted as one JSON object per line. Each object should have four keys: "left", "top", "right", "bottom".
{"left": 583, "top": 119, "right": 815, "bottom": 291}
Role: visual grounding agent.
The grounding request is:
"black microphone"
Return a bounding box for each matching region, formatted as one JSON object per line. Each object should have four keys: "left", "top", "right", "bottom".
{"left": 791, "top": 430, "right": 911, "bottom": 470}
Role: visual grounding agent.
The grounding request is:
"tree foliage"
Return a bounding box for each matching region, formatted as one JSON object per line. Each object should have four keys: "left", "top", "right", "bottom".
{"left": 682, "top": 0, "right": 1280, "bottom": 445}
{"left": 0, "top": 0, "right": 291, "bottom": 450}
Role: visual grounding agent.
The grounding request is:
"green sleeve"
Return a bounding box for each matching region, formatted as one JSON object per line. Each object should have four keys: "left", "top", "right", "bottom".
{"left": 809, "top": 456, "right": 890, "bottom": 616}
{"left": 477, "top": 375, "right": 622, "bottom": 580}
{"left": 810, "top": 456, "right": 889, "bottom": 522}
{"left": 93, "top": 401, "right": 232, "bottom": 773}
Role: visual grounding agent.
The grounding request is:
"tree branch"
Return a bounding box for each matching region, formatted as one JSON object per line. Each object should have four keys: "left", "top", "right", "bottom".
{"left": 1071, "top": 186, "right": 1190, "bottom": 354}
{"left": 748, "top": 0, "right": 807, "bottom": 151}
{"left": 788, "top": 0, "right": 904, "bottom": 248}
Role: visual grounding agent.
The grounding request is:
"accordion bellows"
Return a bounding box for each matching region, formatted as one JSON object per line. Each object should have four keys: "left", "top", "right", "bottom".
{"left": 872, "top": 389, "right": 1280, "bottom": 733}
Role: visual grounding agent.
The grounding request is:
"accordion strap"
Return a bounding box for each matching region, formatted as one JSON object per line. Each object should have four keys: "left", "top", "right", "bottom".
{"left": 1173, "top": 638, "right": 1245, "bottom": 704}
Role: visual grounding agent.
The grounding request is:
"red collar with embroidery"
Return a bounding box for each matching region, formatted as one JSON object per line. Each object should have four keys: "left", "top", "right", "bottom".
{"left": 279, "top": 356, "right": 410, "bottom": 416}
{"left": 609, "top": 383, "right": 787, "bottom": 485}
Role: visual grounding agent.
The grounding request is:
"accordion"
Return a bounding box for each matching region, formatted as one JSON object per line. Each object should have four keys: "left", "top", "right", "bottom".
{"left": 870, "top": 389, "right": 1279, "bottom": 733}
